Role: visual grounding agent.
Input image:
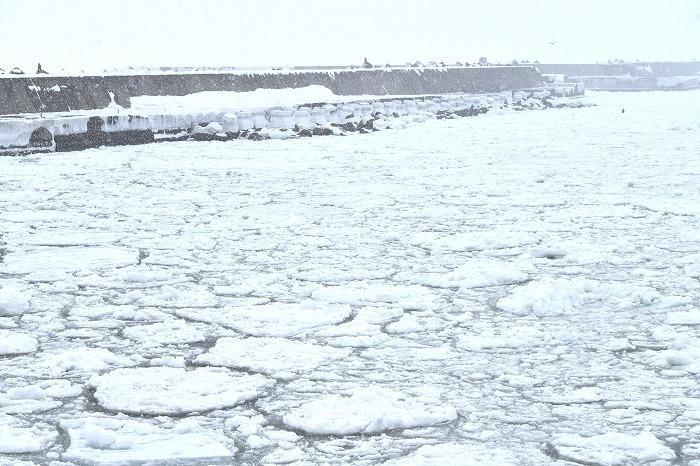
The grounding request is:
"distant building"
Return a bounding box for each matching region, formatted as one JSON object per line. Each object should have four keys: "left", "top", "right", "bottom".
{"left": 478, "top": 57, "right": 488, "bottom": 66}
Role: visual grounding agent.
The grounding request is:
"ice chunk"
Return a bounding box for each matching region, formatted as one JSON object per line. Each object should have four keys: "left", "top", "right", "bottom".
{"left": 195, "top": 337, "right": 351, "bottom": 379}
{"left": 175, "top": 300, "right": 351, "bottom": 337}
{"left": 457, "top": 324, "right": 554, "bottom": 350}
{"left": 655, "top": 337, "right": 700, "bottom": 373}
{"left": 414, "top": 229, "right": 539, "bottom": 252}
{"left": 497, "top": 277, "right": 661, "bottom": 317}
{"left": 0, "top": 330, "right": 38, "bottom": 355}
{"left": 2, "top": 247, "right": 137, "bottom": 274}
{"left": 0, "top": 417, "right": 56, "bottom": 454}
{"left": 62, "top": 417, "right": 233, "bottom": 463}
{"left": 40, "top": 347, "right": 136, "bottom": 376}
{"left": 413, "top": 258, "right": 530, "bottom": 288}
{"left": 312, "top": 283, "right": 436, "bottom": 310}
{"left": 282, "top": 387, "right": 457, "bottom": 434}
{"left": 121, "top": 319, "right": 208, "bottom": 345}
{"left": 549, "top": 431, "right": 675, "bottom": 465}
{"left": 89, "top": 367, "right": 271, "bottom": 415}
{"left": 667, "top": 309, "right": 700, "bottom": 325}
{"left": 0, "top": 286, "right": 31, "bottom": 316}
{"left": 384, "top": 442, "right": 519, "bottom": 465}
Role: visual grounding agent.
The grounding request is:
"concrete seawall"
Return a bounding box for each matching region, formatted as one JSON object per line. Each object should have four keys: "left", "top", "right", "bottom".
{"left": 0, "top": 67, "right": 542, "bottom": 115}
{"left": 536, "top": 62, "right": 700, "bottom": 77}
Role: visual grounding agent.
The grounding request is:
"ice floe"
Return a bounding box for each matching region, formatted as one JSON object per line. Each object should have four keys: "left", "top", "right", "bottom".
{"left": 62, "top": 416, "right": 233, "bottom": 463}
{"left": 384, "top": 442, "right": 519, "bottom": 465}
{"left": 0, "top": 286, "right": 31, "bottom": 316}
{"left": 282, "top": 387, "right": 457, "bottom": 434}
{"left": 0, "top": 330, "right": 38, "bottom": 355}
{"left": 496, "top": 277, "right": 662, "bottom": 317}
{"left": 195, "top": 336, "right": 351, "bottom": 379}
{"left": 174, "top": 300, "right": 351, "bottom": 337}
{"left": 0, "top": 416, "right": 57, "bottom": 454}
{"left": 89, "top": 367, "right": 271, "bottom": 415}
{"left": 549, "top": 431, "right": 675, "bottom": 465}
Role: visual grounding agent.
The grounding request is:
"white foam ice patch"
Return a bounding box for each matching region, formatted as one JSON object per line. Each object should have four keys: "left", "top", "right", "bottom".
{"left": 89, "top": 367, "right": 271, "bottom": 415}
{"left": 0, "top": 286, "right": 31, "bottom": 316}
{"left": 654, "top": 337, "right": 700, "bottom": 374}
{"left": 667, "top": 309, "right": 700, "bottom": 325}
{"left": 7, "top": 230, "right": 123, "bottom": 247}
{"left": 69, "top": 305, "right": 138, "bottom": 320}
{"left": 0, "top": 330, "right": 38, "bottom": 355}
{"left": 457, "top": 324, "right": 555, "bottom": 351}
{"left": 0, "top": 416, "right": 57, "bottom": 454}
{"left": 312, "top": 283, "right": 436, "bottom": 310}
{"left": 411, "top": 228, "right": 539, "bottom": 252}
{"left": 383, "top": 442, "right": 519, "bottom": 465}
{"left": 61, "top": 417, "right": 233, "bottom": 463}
{"left": 195, "top": 337, "right": 351, "bottom": 379}
{"left": 549, "top": 431, "right": 675, "bottom": 465}
{"left": 38, "top": 347, "right": 137, "bottom": 376}
{"left": 282, "top": 387, "right": 457, "bottom": 435}
{"left": 361, "top": 344, "right": 459, "bottom": 362}
{"left": 1, "top": 247, "right": 138, "bottom": 274}
{"left": 121, "top": 319, "right": 208, "bottom": 345}
{"left": 538, "top": 386, "right": 603, "bottom": 404}
{"left": 496, "top": 277, "right": 663, "bottom": 317}
{"left": 410, "top": 258, "right": 531, "bottom": 288}
{"left": 174, "top": 300, "right": 351, "bottom": 337}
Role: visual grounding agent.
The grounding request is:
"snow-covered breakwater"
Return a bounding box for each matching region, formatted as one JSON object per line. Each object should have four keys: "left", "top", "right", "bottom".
{"left": 0, "top": 84, "right": 584, "bottom": 155}
{"left": 0, "top": 66, "right": 543, "bottom": 114}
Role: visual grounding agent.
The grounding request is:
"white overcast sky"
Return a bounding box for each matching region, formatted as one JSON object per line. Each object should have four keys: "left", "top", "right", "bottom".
{"left": 1, "top": 0, "right": 698, "bottom": 72}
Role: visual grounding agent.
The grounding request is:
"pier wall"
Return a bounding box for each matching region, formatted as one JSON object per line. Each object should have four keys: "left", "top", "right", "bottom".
{"left": 0, "top": 67, "right": 543, "bottom": 115}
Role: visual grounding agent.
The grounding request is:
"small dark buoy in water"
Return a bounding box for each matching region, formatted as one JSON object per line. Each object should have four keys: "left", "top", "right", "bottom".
{"left": 621, "top": 108, "right": 625, "bottom": 113}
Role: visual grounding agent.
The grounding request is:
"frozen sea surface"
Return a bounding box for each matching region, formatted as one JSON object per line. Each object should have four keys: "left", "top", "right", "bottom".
{"left": 1, "top": 91, "right": 699, "bottom": 465}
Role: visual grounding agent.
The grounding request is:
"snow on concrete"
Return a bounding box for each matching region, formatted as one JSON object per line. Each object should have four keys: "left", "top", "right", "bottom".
{"left": 195, "top": 336, "right": 351, "bottom": 379}
{"left": 282, "top": 388, "right": 457, "bottom": 435}
{"left": 130, "top": 85, "right": 340, "bottom": 114}
{"left": 88, "top": 367, "right": 271, "bottom": 415}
